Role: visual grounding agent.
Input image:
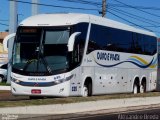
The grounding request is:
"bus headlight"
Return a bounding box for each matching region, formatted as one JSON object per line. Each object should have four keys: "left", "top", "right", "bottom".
{"left": 54, "top": 79, "right": 66, "bottom": 84}
{"left": 15, "top": 79, "right": 20, "bottom": 83}
{"left": 54, "top": 80, "right": 61, "bottom": 84}
{"left": 11, "top": 77, "right": 20, "bottom": 83}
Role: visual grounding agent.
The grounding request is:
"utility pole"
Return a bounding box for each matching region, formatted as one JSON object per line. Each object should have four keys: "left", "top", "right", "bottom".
{"left": 32, "top": 0, "right": 39, "bottom": 16}
{"left": 102, "top": 0, "right": 106, "bottom": 17}
{"left": 9, "top": 0, "right": 17, "bottom": 34}
{"left": 7, "top": 0, "right": 17, "bottom": 83}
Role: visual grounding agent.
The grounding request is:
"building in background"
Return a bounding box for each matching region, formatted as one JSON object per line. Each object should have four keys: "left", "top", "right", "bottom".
{"left": 0, "top": 32, "right": 8, "bottom": 65}
{"left": 0, "top": 32, "right": 8, "bottom": 50}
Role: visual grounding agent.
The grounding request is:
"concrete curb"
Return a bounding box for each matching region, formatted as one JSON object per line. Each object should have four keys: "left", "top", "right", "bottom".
{"left": 0, "top": 96, "right": 160, "bottom": 114}
{"left": 0, "top": 86, "right": 10, "bottom": 90}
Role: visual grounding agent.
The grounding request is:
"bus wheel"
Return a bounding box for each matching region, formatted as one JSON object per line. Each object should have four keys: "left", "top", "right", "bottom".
{"left": 140, "top": 82, "right": 146, "bottom": 93}
{"left": 82, "top": 86, "right": 88, "bottom": 97}
{"left": 88, "top": 82, "right": 92, "bottom": 96}
{"left": 133, "top": 84, "right": 138, "bottom": 94}
{"left": 82, "top": 79, "right": 92, "bottom": 97}
{"left": 0, "top": 75, "right": 4, "bottom": 83}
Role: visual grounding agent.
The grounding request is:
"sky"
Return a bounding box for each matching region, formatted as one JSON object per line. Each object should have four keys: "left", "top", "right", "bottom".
{"left": 0, "top": 0, "right": 160, "bottom": 37}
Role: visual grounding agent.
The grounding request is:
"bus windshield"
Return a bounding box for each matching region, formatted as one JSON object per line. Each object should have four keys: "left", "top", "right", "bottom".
{"left": 12, "top": 27, "right": 70, "bottom": 75}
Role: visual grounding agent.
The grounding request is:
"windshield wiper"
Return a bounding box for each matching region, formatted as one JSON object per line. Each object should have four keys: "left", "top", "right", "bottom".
{"left": 22, "top": 54, "right": 53, "bottom": 74}
{"left": 37, "top": 30, "right": 53, "bottom": 74}
{"left": 39, "top": 52, "right": 53, "bottom": 74}
{"left": 23, "top": 30, "right": 53, "bottom": 74}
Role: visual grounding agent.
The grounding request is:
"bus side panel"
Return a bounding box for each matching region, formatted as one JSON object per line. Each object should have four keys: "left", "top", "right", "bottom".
{"left": 93, "top": 67, "right": 118, "bottom": 94}
{"left": 81, "top": 66, "right": 95, "bottom": 94}
{"left": 117, "top": 68, "right": 128, "bottom": 93}
{"left": 149, "top": 70, "right": 157, "bottom": 91}
{"left": 69, "top": 67, "right": 83, "bottom": 96}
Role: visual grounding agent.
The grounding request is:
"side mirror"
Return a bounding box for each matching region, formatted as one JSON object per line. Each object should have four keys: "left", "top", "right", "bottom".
{"left": 3, "top": 33, "right": 16, "bottom": 52}
{"left": 67, "top": 32, "right": 81, "bottom": 52}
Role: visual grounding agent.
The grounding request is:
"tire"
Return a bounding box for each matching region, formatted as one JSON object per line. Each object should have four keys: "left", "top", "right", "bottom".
{"left": 88, "top": 83, "right": 92, "bottom": 96}
{"left": 82, "top": 86, "right": 88, "bottom": 97}
{"left": 82, "top": 82, "right": 92, "bottom": 97}
{"left": 133, "top": 84, "right": 138, "bottom": 94}
{"left": 140, "top": 82, "right": 146, "bottom": 93}
{"left": 0, "top": 75, "right": 4, "bottom": 83}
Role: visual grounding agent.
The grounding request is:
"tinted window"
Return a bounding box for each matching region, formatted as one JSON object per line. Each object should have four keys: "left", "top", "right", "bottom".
{"left": 45, "top": 30, "right": 69, "bottom": 44}
{"left": 108, "top": 28, "right": 132, "bottom": 52}
{"left": 70, "top": 23, "right": 89, "bottom": 67}
{"left": 143, "top": 35, "right": 157, "bottom": 55}
{"left": 87, "top": 24, "right": 132, "bottom": 53}
{"left": 87, "top": 24, "right": 157, "bottom": 55}
{"left": 132, "top": 33, "right": 144, "bottom": 54}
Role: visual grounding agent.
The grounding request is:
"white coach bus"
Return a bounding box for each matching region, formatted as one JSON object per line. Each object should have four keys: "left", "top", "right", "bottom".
{"left": 10, "top": 13, "right": 158, "bottom": 97}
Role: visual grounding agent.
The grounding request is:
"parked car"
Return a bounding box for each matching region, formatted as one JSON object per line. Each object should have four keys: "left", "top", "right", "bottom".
{"left": 0, "top": 63, "right": 7, "bottom": 83}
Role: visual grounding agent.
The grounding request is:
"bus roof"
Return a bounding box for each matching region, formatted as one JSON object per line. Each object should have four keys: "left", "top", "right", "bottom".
{"left": 19, "top": 13, "right": 156, "bottom": 37}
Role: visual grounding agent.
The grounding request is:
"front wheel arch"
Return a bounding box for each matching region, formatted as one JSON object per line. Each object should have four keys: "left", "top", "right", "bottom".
{"left": 82, "top": 77, "right": 92, "bottom": 97}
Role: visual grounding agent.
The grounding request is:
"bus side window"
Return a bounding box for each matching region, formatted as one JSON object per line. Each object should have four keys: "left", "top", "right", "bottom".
{"left": 72, "top": 36, "right": 84, "bottom": 66}
{"left": 71, "top": 23, "right": 88, "bottom": 68}
{"left": 73, "top": 41, "right": 79, "bottom": 63}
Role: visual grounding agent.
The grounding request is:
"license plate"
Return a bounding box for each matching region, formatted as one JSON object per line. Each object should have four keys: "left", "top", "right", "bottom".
{"left": 31, "top": 89, "right": 41, "bottom": 94}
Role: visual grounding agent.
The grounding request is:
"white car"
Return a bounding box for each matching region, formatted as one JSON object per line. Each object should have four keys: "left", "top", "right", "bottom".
{"left": 0, "top": 64, "right": 7, "bottom": 83}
